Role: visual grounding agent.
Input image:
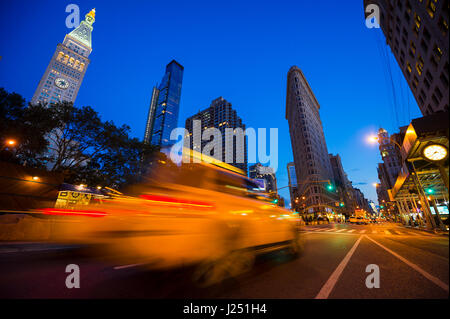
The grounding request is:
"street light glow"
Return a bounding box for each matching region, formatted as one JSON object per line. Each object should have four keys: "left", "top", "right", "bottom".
{"left": 367, "top": 135, "right": 378, "bottom": 144}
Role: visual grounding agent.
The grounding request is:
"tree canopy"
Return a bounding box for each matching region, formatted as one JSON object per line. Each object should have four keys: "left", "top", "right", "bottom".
{"left": 0, "top": 87, "right": 158, "bottom": 190}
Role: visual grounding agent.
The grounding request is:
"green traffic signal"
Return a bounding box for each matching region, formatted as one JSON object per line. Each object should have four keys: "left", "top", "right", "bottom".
{"left": 326, "top": 184, "right": 334, "bottom": 191}
{"left": 425, "top": 188, "right": 434, "bottom": 194}
{"left": 272, "top": 199, "right": 278, "bottom": 204}
{"left": 339, "top": 202, "right": 344, "bottom": 207}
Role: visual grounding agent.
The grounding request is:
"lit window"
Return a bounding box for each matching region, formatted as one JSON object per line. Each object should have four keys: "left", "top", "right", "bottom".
{"left": 426, "top": 0, "right": 437, "bottom": 18}
{"left": 433, "top": 45, "right": 443, "bottom": 60}
{"left": 416, "top": 56, "right": 424, "bottom": 75}
{"left": 406, "top": 62, "right": 412, "bottom": 73}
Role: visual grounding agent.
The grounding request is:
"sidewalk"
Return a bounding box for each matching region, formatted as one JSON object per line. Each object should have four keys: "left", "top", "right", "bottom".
{"left": 402, "top": 224, "right": 449, "bottom": 237}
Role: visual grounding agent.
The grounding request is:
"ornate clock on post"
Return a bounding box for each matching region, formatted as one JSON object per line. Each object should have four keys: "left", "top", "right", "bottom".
{"left": 31, "top": 8, "right": 96, "bottom": 105}
{"left": 422, "top": 143, "right": 449, "bottom": 193}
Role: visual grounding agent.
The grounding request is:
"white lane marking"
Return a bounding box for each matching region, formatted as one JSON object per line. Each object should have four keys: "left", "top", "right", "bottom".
{"left": 359, "top": 230, "right": 366, "bottom": 233}
{"left": 364, "top": 236, "right": 449, "bottom": 292}
{"left": 347, "top": 230, "right": 355, "bottom": 233}
{"left": 325, "top": 229, "right": 335, "bottom": 232}
{"left": 384, "top": 230, "right": 391, "bottom": 235}
{"left": 335, "top": 229, "right": 346, "bottom": 233}
{"left": 395, "top": 231, "right": 404, "bottom": 235}
{"left": 372, "top": 230, "right": 378, "bottom": 234}
{"left": 315, "top": 236, "right": 363, "bottom": 299}
{"left": 113, "top": 263, "right": 144, "bottom": 270}
{"left": 407, "top": 232, "right": 419, "bottom": 236}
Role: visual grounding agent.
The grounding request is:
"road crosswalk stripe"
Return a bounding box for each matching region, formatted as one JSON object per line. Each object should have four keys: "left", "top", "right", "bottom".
{"left": 384, "top": 230, "right": 391, "bottom": 235}
{"left": 325, "top": 229, "right": 334, "bottom": 232}
{"left": 372, "top": 230, "right": 377, "bottom": 234}
{"left": 347, "top": 230, "right": 355, "bottom": 233}
{"left": 335, "top": 229, "right": 346, "bottom": 232}
{"left": 359, "top": 230, "right": 366, "bottom": 233}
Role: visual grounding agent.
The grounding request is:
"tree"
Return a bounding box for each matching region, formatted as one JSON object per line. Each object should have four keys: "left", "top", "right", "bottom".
{"left": 1, "top": 88, "right": 159, "bottom": 189}
{"left": 43, "top": 101, "right": 159, "bottom": 189}
{"left": 0, "top": 88, "right": 54, "bottom": 168}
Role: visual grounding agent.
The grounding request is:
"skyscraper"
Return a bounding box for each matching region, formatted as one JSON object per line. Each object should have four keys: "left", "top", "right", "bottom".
{"left": 31, "top": 9, "right": 96, "bottom": 105}
{"left": 329, "top": 154, "right": 354, "bottom": 216}
{"left": 144, "top": 60, "right": 184, "bottom": 147}
{"left": 185, "top": 97, "right": 247, "bottom": 175}
{"left": 287, "top": 162, "right": 299, "bottom": 211}
{"left": 249, "top": 163, "right": 277, "bottom": 193}
{"left": 286, "top": 66, "right": 337, "bottom": 216}
{"left": 364, "top": 0, "right": 449, "bottom": 115}
{"left": 377, "top": 128, "right": 404, "bottom": 189}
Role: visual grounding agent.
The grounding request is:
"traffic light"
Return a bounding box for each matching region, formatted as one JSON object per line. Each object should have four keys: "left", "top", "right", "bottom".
{"left": 272, "top": 199, "right": 278, "bottom": 204}
{"left": 425, "top": 188, "right": 435, "bottom": 195}
{"left": 326, "top": 184, "right": 334, "bottom": 191}
{"left": 339, "top": 202, "right": 345, "bottom": 207}
{"left": 380, "top": 205, "right": 384, "bottom": 209}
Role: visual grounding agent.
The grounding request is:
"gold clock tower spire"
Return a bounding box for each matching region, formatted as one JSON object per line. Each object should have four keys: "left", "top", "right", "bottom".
{"left": 31, "top": 9, "right": 96, "bottom": 105}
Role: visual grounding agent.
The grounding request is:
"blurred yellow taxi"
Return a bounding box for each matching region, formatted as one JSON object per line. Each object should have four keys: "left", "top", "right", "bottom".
{"left": 42, "top": 156, "right": 303, "bottom": 286}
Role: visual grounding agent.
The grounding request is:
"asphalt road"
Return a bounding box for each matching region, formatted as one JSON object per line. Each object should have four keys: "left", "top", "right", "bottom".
{"left": 0, "top": 222, "right": 448, "bottom": 299}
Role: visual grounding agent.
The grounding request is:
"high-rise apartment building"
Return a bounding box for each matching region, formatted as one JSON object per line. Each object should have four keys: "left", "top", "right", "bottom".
{"left": 31, "top": 9, "right": 96, "bottom": 105}
{"left": 286, "top": 66, "right": 337, "bottom": 215}
{"left": 144, "top": 60, "right": 184, "bottom": 147}
{"left": 185, "top": 97, "right": 247, "bottom": 175}
{"left": 364, "top": 0, "right": 449, "bottom": 115}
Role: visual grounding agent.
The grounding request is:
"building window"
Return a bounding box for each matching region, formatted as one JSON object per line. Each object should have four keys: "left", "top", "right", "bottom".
{"left": 423, "top": 27, "right": 431, "bottom": 41}
{"left": 414, "top": 13, "right": 421, "bottom": 34}
{"left": 413, "top": 75, "right": 419, "bottom": 89}
{"left": 434, "top": 87, "right": 443, "bottom": 100}
{"left": 440, "top": 72, "right": 449, "bottom": 87}
{"left": 433, "top": 45, "right": 443, "bottom": 61}
{"left": 426, "top": 0, "right": 438, "bottom": 18}
{"left": 424, "top": 77, "right": 431, "bottom": 89}
{"left": 420, "top": 39, "right": 428, "bottom": 52}
{"left": 416, "top": 56, "right": 424, "bottom": 75}
{"left": 410, "top": 41, "right": 416, "bottom": 55}
{"left": 438, "top": 16, "right": 449, "bottom": 36}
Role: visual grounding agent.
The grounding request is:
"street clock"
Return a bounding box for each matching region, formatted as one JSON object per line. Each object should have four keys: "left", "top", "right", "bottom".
{"left": 422, "top": 143, "right": 448, "bottom": 162}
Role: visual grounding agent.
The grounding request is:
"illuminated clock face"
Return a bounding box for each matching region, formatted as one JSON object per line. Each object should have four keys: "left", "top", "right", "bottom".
{"left": 55, "top": 78, "right": 69, "bottom": 89}
{"left": 423, "top": 144, "right": 448, "bottom": 161}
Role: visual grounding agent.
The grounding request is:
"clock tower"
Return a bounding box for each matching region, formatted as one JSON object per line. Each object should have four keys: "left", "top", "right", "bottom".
{"left": 31, "top": 9, "right": 96, "bottom": 105}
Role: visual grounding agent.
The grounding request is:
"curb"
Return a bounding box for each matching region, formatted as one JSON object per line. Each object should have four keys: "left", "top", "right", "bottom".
{"left": 403, "top": 225, "right": 449, "bottom": 237}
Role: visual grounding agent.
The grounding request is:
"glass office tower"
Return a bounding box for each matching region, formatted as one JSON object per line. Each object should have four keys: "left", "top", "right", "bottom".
{"left": 144, "top": 60, "right": 184, "bottom": 147}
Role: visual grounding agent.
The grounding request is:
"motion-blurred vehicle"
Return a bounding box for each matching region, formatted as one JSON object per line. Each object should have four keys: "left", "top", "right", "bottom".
{"left": 349, "top": 216, "right": 358, "bottom": 224}
{"left": 41, "top": 153, "right": 303, "bottom": 286}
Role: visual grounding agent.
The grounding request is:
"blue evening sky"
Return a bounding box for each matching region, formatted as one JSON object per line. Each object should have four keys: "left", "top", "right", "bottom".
{"left": 0, "top": 0, "right": 422, "bottom": 205}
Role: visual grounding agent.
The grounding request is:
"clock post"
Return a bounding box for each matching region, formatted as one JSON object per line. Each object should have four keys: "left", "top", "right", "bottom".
{"left": 421, "top": 142, "right": 449, "bottom": 231}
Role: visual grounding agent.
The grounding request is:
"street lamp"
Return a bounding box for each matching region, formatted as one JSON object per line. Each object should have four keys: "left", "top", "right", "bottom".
{"left": 367, "top": 135, "right": 402, "bottom": 150}
{"left": 1, "top": 139, "right": 17, "bottom": 151}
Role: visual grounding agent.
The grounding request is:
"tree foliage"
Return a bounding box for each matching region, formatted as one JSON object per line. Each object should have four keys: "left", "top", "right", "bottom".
{"left": 0, "top": 87, "right": 158, "bottom": 189}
